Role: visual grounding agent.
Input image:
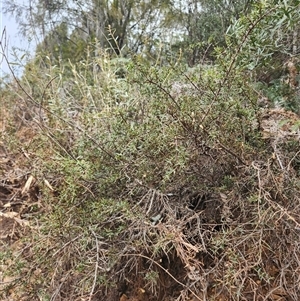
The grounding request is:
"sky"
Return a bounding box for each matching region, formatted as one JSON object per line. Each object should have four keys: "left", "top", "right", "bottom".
{"left": 0, "top": 0, "right": 36, "bottom": 78}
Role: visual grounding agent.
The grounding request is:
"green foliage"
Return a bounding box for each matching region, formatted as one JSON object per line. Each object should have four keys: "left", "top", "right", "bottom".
{"left": 171, "top": 0, "right": 255, "bottom": 65}
{"left": 218, "top": 0, "right": 300, "bottom": 113}
{"left": 2, "top": 1, "right": 300, "bottom": 300}
{"left": 226, "top": 0, "right": 300, "bottom": 74}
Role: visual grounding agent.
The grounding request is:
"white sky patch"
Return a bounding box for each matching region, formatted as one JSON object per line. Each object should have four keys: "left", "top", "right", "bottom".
{"left": 0, "top": 0, "right": 36, "bottom": 77}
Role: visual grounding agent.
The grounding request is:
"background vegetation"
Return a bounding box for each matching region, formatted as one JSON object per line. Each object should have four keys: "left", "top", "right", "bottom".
{"left": 1, "top": 0, "right": 300, "bottom": 300}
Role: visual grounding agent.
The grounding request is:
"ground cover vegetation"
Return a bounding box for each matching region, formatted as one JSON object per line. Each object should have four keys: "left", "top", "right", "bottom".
{"left": 1, "top": 0, "right": 300, "bottom": 300}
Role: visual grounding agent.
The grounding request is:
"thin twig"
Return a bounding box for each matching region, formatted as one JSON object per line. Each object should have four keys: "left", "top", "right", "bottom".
{"left": 52, "top": 235, "right": 82, "bottom": 257}
{"left": 146, "top": 189, "right": 156, "bottom": 216}
{"left": 218, "top": 141, "right": 247, "bottom": 165}
{"left": 123, "top": 253, "right": 202, "bottom": 301}
{"left": 50, "top": 272, "right": 71, "bottom": 301}
{"left": 89, "top": 228, "right": 100, "bottom": 301}
{"left": 0, "top": 37, "right": 118, "bottom": 162}
{"left": 287, "top": 149, "right": 300, "bottom": 171}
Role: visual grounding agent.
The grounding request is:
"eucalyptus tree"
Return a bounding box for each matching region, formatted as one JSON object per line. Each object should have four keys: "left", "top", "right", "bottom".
{"left": 170, "top": 0, "right": 255, "bottom": 65}
{"left": 3, "top": 0, "right": 176, "bottom": 59}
